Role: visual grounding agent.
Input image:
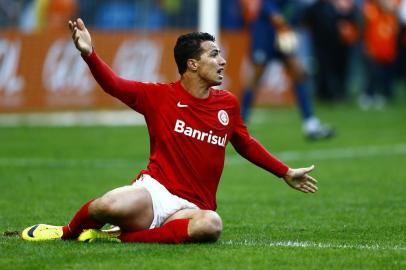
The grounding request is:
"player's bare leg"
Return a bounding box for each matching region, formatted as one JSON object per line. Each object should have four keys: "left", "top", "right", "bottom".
{"left": 88, "top": 185, "right": 154, "bottom": 231}
{"left": 77, "top": 185, "right": 223, "bottom": 244}
{"left": 21, "top": 185, "right": 153, "bottom": 241}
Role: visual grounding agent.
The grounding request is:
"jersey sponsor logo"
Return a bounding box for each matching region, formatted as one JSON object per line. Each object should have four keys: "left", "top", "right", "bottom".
{"left": 177, "top": 101, "right": 188, "bottom": 108}
{"left": 218, "top": 110, "right": 229, "bottom": 126}
{"left": 174, "top": 119, "right": 227, "bottom": 147}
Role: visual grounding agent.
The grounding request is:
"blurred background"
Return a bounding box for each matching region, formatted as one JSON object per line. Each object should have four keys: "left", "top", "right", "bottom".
{"left": 0, "top": 0, "right": 405, "bottom": 125}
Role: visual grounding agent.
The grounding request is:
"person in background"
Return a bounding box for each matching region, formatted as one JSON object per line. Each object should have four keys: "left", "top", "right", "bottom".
{"left": 303, "top": 0, "right": 359, "bottom": 103}
{"left": 359, "top": 0, "right": 400, "bottom": 110}
{"left": 239, "top": 0, "right": 335, "bottom": 140}
{"left": 396, "top": 0, "right": 406, "bottom": 90}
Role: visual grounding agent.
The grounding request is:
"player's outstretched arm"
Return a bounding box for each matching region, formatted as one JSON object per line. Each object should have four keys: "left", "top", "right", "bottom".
{"left": 68, "top": 18, "right": 92, "bottom": 56}
{"left": 67, "top": 18, "right": 150, "bottom": 112}
{"left": 282, "top": 165, "right": 318, "bottom": 193}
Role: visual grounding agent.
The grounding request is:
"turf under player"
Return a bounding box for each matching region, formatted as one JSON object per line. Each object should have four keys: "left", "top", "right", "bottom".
{"left": 21, "top": 18, "right": 318, "bottom": 244}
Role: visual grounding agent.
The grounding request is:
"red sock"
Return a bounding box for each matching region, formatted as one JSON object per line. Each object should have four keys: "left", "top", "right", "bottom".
{"left": 61, "top": 199, "right": 104, "bottom": 239}
{"left": 119, "top": 219, "right": 190, "bottom": 244}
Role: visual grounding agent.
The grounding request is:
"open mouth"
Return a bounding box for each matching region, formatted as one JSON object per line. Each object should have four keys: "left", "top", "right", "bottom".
{"left": 217, "top": 68, "right": 224, "bottom": 79}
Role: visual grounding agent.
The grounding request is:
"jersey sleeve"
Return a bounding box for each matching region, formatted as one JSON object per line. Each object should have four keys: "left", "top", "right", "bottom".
{"left": 229, "top": 96, "right": 289, "bottom": 177}
{"left": 83, "top": 49, "right": 157, "bottom": 114}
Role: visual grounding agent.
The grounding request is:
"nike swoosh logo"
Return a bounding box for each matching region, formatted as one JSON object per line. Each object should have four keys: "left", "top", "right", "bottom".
{"left": 177, "top": 102, "right": 188, "bottom": 108}
{"left": 27, "top": 224, "right": 39, "bottom": 237}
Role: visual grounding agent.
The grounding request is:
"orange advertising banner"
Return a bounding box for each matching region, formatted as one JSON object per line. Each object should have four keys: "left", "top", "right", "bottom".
{"left": 0, "top": 29, "right": 293, "bottom": 113}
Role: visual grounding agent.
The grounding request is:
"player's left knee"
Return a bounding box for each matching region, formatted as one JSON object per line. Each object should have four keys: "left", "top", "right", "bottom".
{"left": 190, "top": 210, "right": 223, "bottom": 242}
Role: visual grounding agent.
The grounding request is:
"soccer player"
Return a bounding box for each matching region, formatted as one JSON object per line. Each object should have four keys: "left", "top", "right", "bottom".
{"left": 21, "top": 18, "right": 318, "bottom": 244}
{"left": 240, "top": 0, "right": 335, "bottom": 140}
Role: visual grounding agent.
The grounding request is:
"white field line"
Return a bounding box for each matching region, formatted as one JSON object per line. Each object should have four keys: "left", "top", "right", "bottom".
{"left": 221, "top": 240, "right": 406, "bottom": 251}
{"left": 0, "top": 110, "right": 145, "bottom": 127}
{"left": 0, "top": 144, "right": 406, "bottom": 168}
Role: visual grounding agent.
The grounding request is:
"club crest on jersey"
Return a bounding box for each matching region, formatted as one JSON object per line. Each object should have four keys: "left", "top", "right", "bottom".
{"left": 218, "top": 110, "right": 229, "bottom": 126}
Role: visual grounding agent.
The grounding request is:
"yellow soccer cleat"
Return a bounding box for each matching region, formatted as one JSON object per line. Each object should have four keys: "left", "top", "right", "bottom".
{"left": 78, "top": 229, "right": 121, "bottom": 243}
{"left": 21, "top": 224, "right": 63, "bottom": 241}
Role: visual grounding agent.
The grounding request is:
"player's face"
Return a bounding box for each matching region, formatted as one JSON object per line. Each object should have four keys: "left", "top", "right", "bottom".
{"left": 196, "top": 41, "right": 226, "bottom": 86}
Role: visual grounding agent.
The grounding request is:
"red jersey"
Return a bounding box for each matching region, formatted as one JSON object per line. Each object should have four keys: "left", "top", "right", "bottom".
{"left": 84, "top": 50, "right": 289, "bottom": 210}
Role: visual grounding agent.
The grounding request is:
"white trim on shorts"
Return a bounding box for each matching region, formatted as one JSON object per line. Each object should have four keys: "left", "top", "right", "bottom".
{"left": 132, "top": 174, "right": 199, "bottom": 229}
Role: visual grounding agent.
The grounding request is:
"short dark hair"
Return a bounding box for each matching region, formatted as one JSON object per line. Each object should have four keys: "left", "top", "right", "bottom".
{"left": 174, "top": 32, "right": 215, "bottom": 75}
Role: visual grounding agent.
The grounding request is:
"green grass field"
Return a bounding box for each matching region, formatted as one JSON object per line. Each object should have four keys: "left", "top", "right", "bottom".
{"left": 1, "top": 104, "right": 406, "bottom": 270}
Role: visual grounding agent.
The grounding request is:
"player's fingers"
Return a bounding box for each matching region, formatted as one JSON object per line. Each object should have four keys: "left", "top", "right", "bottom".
{"left": 302, "top": 165, "right": 315, "bottom": 174}
{"left": 300, "top": 187, "right": 309, "bottom": 193}
{"left": 306, "top": 181, "right": 318, "bottom": 191}
{"left": 70, "top": 22, "right": 77, "bottom": 34}
{"left": 72, "top": 29, "right": 81, "bottom": 42}
{"left": 77, "top": 18, "right": 85, "bottom": 30}
{"left": 74, "top": 36, "right": 80, "bottom": 46}
{"left": 304, "top": 183, "right": 317, "bottom": 193}
{"left": 297, "top": 183, "right": 310, "bottom": 193}
{"left": 299, "top": 181, "right": 317, "bottom": 193}
{"left": 306, "top": 175, "right": 317, "bottom": 184}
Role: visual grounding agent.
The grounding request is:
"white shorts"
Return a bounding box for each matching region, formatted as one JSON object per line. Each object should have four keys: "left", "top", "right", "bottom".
{"left": 132, "top": 174, "right": 199, "bottom": 229}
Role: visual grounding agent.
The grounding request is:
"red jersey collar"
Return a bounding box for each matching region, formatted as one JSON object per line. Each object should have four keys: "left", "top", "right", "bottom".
{"left": 174, "top": 80, "right": 213, "bottom": 103}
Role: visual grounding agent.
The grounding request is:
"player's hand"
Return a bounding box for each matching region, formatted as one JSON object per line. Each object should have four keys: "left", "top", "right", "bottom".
{"left": 68, "top": 18, "right": 92, "bottom": 56}
{"left": 275, "top": 29, "right": 298, "bottom": 55}
{"left": 282, "top": 165, "right": 318, "bottom": 193}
